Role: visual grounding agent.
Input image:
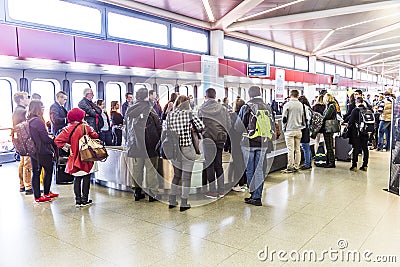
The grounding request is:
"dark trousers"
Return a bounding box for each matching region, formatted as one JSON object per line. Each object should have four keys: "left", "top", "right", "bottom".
{"left": 30, "top": 154, "right": 54, "bottom": 199}
{"left": 74, "top": 174, "right": 91, "bottom": 202}
{"left": 228, "top": 145, "right": 246, "bottom": 186}
{"left": 352, "top": 134, "right": 369, "bottom": 167}
{"left": 113, "top": 128, "right": 122, "bottom": 146}
{"left": 203, "top": 140, "right": 224, "bottom": 193}
{"left": 323, "top": 132, "right": 335, "bottom": 164}
{"left": 99, "top": 130, "right": 113, "bottom": 146}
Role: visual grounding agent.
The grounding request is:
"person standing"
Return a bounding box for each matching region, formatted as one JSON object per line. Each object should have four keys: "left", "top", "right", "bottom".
{"left": 54, "top": 108, "right": 99, "bottom": 207}
{"left": 110, "top": 101, "right": 123, "bottom": 146}
{"left": 12, "top": 92, "right": 33, "bottom": 195}
{"left": 298, "top": 96, "right": 313, "bottom": 170}
{"left": 321, "top": 94, "right": 338, "bottom": 168}
{"left": 27, "top": 100, "right": 58, "bottom": 202}
{"left": 49, "top": 91, "right": 68, "bottom": 135}
{"left": 96, "top": 99, "right": 113, "bottom": 146}
{"left": 162, "top": 93, "right": 178, "bottom": 121}
{"left": 235, "top": 86, "right": 273, "bottom": 206}
{"left": 125, "top": 88, "right": 162, "bottom": 202}
{"left": 149, "top": 90, "right": 162, "bottom": 119}
{"left": 312, "top": 95, "right": 326, "bottom": 154}
{"left": 122, "top": 92, "right": 133, "bottom": 118}
{"left": 199, "top": 88, "right": 231, "bottom": 198}
{"left": 78, "top": 88, "right": 103, "bottom": 133}
{"left": 377, "top": 91, "right": 393, "bottom": 151}
{"left": 348, "top": 97, "right": 369, "bottom": 171}
{"left": 281, "top": 90, "right": 305, "bottom": 173}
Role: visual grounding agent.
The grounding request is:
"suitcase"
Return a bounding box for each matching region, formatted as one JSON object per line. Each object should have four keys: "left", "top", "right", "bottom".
{"left": 55, "top": 156, "right": 74, "bottom": 184}
{"left": 335, "top": 136, "right": 352, "bottom": 162}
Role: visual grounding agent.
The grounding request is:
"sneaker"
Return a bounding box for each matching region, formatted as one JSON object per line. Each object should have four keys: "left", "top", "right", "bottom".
{"left": 19, "top": 187, "right": 25, "bottom": 192}
{"left": 232, "top": 185, "right": 244, "bottom": 192}
{"left": 281, "top": 168, "right": 295, "bottom": 173}
{"left": 359, "top": 166, "right": 367, "bottom": 171}
{"left": 80, "top": 200, "right": 93, "bottom": 207}
{"left": 245, "top": 198, "right": 262, "bottom": 206}
{"left": 299, "top": 165, "right": 312, "bottom": 170}
{"left": 75, "top": 201, "right": 82, "bottom": 207}
{"left": 44, "top": 192, "right": 59, "bottom": 198}
{"left": 205, "top": 192, "right": 219, "bottom": 199}
{"left": 35, "top": 196, "right": 51, "bottom": 203}
{"left": 218, "top": 192, "right": 225, "bottom": 198}
{"left": 350, "top": 166, "right": 357, "bottom": 172}
{"left": 25, "top": 189, "right": 33, "bottom": 195}
{"left": 241, "top": 185, "right": 249, "bottom": 191}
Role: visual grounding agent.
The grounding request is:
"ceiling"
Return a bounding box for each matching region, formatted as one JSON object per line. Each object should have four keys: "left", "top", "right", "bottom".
{"left": 99, "top": 0, "right": 400, "bottom": 79}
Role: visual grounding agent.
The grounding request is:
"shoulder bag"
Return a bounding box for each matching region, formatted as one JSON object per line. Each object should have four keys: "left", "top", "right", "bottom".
{"left": 160, "top": 115, "right": 180, "bottom": 160}
{"left": 189, "top": 112, "right": 202, "bottom": 154}
{"left": 79, "top": 125, "right": 108, "bottom": 162}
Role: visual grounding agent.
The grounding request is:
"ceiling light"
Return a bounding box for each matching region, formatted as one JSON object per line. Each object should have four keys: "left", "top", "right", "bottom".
{"left": 201, "top": 0, "right": 215, "bottom": 22}
{"left": 238, "top": 0, "right": 305, "bottom": 21}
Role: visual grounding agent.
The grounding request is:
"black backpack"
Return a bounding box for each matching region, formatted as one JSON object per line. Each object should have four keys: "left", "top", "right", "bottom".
{"left": 357, "top": 107, "right": 375, "bottom": 134}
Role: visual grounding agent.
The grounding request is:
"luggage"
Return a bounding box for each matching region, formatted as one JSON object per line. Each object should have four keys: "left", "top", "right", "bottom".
{"left": 314, "top": 145, "right": 326, "bottom": 167}
{"left": 55, "top": 157, "right": 74, "bottom": 184}
{"left": 335, "top": 136, "right": 352, "bottom": 162}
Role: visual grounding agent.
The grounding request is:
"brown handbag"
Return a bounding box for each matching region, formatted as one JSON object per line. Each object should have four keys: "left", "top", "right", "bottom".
{"left": 79, "top": 125, "right": 108, "bottom": 162}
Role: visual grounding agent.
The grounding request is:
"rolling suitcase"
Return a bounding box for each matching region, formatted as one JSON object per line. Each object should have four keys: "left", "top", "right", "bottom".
{"left": 314, "top": 145, "right": 326, "bottom": 167}
{"left": 335, "top": 136, "right": 352, "bottom": 162}
{"left": 55, "top": 153, "right": 74, "bottom": 184}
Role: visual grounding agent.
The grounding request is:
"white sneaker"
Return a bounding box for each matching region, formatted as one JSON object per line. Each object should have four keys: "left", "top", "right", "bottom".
{"left": 232, "top": 185, "right": 245, "bottom": 192}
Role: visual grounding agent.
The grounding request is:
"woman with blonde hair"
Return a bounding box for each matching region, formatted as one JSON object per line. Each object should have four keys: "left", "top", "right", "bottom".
{"left": 167, "top": 95, "right": 204, "bottom": 211}
{"left": 321, "top": 93, "right": 337, "bottom": 168}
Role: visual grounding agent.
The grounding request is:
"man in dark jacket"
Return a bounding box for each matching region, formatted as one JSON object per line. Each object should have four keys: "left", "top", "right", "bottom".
{"left": 348, "top": 97, "right": 369, "bottom": 171}
{"left": 235, "top": 86, "right": 274, "bottom": 206}
{"left": 122, "top": 92, "right": 133, "bottom": 117}
{"left": 12, "top": 92, "right": 32, "bottom": 194}
{"left": 49, "top": 91, "right": 68, "bottom": 135}
{"left": 78, "top": 88, "right": 103, "bottom": 133}
{"left": 125, "top": 88, "right": 162, "bottom": 202}
{"left": 199, "top": 88, "right": 231, "bottom": 198}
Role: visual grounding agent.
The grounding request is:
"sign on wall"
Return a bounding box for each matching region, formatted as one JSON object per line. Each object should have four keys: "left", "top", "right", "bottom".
{"left": 275, "top": 68, "right": 285, "bottom": 101}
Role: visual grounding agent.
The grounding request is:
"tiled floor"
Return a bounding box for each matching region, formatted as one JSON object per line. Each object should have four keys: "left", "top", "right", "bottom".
{"left": 1, "top": 150, "right": 399, "bottom": 266}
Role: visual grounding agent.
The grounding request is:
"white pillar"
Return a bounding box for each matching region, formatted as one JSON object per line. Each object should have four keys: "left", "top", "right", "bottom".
{"left": 309, "top": 56, "right": 317, "bottom": 74}
{"left": 210, "top": 30, "right": 224, "bottom": 58}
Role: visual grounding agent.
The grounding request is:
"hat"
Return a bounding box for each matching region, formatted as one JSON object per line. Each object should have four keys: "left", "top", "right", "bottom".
{"left": 67, "top": 108, "right": 85, "bottom": 123}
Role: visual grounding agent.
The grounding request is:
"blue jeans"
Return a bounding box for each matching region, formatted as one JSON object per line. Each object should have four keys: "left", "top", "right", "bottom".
{"left": 241, "top": 147, "right": 267, "bottom": 199}
{"left": 301, "top": 143, "right": 312, "bottom": 168}
{"left": 377, "top": 121, "right": 391, "bottom": 150}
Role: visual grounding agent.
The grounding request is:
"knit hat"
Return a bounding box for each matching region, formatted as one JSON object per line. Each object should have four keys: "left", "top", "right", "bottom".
{"left": 67, "top": 108, "right": 85, "bottom": 123}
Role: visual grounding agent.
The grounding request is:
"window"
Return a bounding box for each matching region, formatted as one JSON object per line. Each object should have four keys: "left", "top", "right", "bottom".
{"left": 295, "top": 55, "right": 308, "bottom": 71}
{"left": 158, "top": 84, "right": 173, "bottom": 108}
{"left": 336, "top": 66, "right": 345, "bottom": 77}
{"left": 171, "top": 27, "right": 207, "bottom": 53}
{"left": 179, "top": 86, "right": 188, "bottom": 96}
{"left": 0, "top": 79, "right": 15, "bottom": 129}
{"left": 134, "top": 83, "right": 151, "bottom": 92}
{"left": 325, "top": 63, "right": 335, "bottom": 75}
{"left": 360, "top": 72, "right": 368, "bottom": 81}
{"left": 345, "top": 68, "right": 353, "bottom": 78}
{"left": 105, "top": 82, "right": 126, "bottom": 114}
{"left": 31, "top": 79, "right": 60, "bottom": 123}
{"left": 316, "top": 61, "right": 324, "bottom": 73}
{"left": 275, "top": 51, "right": 294, "bottom": 68}
{"left": 7, "top": 0, "right": 101, "bottom": 34}
{"left": 250, "top": 45, "right": 274, "bottom": 64}
{"left": 71, "top": 81, "right": 96, "bottom": 108}
{"left": 108, "top": 12, "right": 168, "bottom": 46}
{"left": 224, "top": 39, "right": 248, "bottom": 60}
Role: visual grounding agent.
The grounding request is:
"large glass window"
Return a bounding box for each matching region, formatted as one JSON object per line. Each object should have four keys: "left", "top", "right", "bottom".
{"left": 336, "top": 66, "right": 346, "bottom": 77}
{"left": 7, "top": 0, "right": 101, "bottom": 34}
{"left": 159, "top": 84, "right": 173, "bottom": 108}
{"left": 345, "top": 68, "right": 353, "bottom": 78}
{"left": 105, "top": 82, "right": 126, "bottom": 114}
{"left": 171, "top": 27, "right": 207, "bottom": 53}
{"left": 250, "top": 45, "right": 274, "bottom": 64}
{"left": 31, "top": 79, "right": 60, "bottom": 123}
{"left": 0, "top": 79, "right": 14, "bottom": 129}
{"left": 325, "top": 63, "right": 335, "bottom": 75}
{"left": 275, "top": 51, "right": 294, "bottom": 68}
{"left": 360, "top": 72, "right": 368, "bottom": 81}
{"left": 108, "top": 12, "right": 168, "bottom": 46}
{"left": 295, "top": 55, "right": 308, "bottom": 71}
{"left": 72, "top": 81, "right": 96, "bottom": 108}
{"left": 224, "top": 39, "right": 248, "bottom": 60}
{"left": 316, "top": 61, "right": 324, "bottom": 73}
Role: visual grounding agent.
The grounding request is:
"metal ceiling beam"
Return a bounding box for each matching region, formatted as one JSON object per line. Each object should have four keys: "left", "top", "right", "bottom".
{"left": 97, "top": 0, "right": 210, "bottom": 28}
{"left": 358, "top": 54, "right": 400, "bottom": 68}
{"left": 323, "top": 43, "right": 400, "bottom": 55}
{"left": 316, "top": 22, "right": 400, "bottom": 55}
{"left": 227, "top": 0, "right": 400, "bottom": 31}
{"left": 213, "top": 0, "right": 264, "bottom": 29}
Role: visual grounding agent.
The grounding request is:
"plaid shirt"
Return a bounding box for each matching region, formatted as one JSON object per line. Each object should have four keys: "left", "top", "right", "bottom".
{"left": 167, "top": 109, "right": 204, "bottom": 147}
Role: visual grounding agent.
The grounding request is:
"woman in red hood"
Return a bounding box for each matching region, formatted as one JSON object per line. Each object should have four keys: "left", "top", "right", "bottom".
{"left": 54, "top": 108, "right": 99, "bottom": 207}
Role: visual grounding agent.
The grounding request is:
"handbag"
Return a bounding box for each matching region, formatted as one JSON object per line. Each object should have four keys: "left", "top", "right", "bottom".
{"left": 160, "top": 116, "right": 179, "bottom": 160}
{"left": 79, "top": 125, "right": 108, "bottom": 162}
{"left": 189, "top": 113, "right": 201, "bottom": 154}
{"left": 325, "top": 119, "right": 340, "bottom": 133}
{"left": 341, "top": 125, "right": 349, "bottom": 139}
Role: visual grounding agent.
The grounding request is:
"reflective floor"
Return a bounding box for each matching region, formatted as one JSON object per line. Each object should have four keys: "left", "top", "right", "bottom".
{"left": 0, "top": 150, "right": 399, "bottom": 266}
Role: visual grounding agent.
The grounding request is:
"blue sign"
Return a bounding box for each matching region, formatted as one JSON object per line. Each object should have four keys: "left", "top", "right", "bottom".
{"left": 247, "top": 64, "right": 270, "bottom": 77}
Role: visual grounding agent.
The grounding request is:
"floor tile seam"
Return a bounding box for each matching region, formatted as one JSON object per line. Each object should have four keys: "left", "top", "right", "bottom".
{"left": 196, "top": 233, "right": 243, "bottom": 250}
{"left": 215, "top": 250, "right": 244, "bottom": 266}
{"left": 202, "top": 228, "right": 268, "bottom": 250}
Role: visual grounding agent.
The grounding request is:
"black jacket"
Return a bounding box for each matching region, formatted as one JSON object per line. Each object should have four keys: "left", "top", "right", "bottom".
{"left": 348, "top": 104, "right": 369, "bottom": 145}
{"left": 49, "top": 102, "right": 68, "bottom": 135}
{"left": 29, "top": 117, "right": 54, "bottom": 157}
{"left": 125, "top": 100, "right": 162, "bottom": 158}
{"left": 78, "top": 97, "right": 103, "bottom": 133}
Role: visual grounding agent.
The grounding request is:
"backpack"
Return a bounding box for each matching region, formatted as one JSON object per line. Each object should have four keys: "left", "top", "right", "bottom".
{"left": 309, "top": 111, "right": 324, "bottom": 139}
{"left": 244, "top": 102, "right": 274, "bottom": 142}
{"left": 357, "top": 107, "right": 375, "bottom": 134}
{"left": 314, "top": 145, "right": 327, "bottom": 167}
{"left": 12, "top": 119, "right": 36, "bottom": 157}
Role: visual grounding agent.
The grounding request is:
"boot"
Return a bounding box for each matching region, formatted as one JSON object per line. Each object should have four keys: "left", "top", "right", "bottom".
{"left": 169, "top": 195, "right": 178, "bottom": 209}
{"left": 323, "top": 161, "right": 336, "bottom": 168}
{"left": 134, "top": 188, "right": 145, "bottom": 201}
{"left": 180, "top": 198, "right": 191, "bottom": 212}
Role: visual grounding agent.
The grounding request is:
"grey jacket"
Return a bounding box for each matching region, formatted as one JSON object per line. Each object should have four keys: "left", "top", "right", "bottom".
{"left": 282, "top": 98, "right": 306, "bottom": 132}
